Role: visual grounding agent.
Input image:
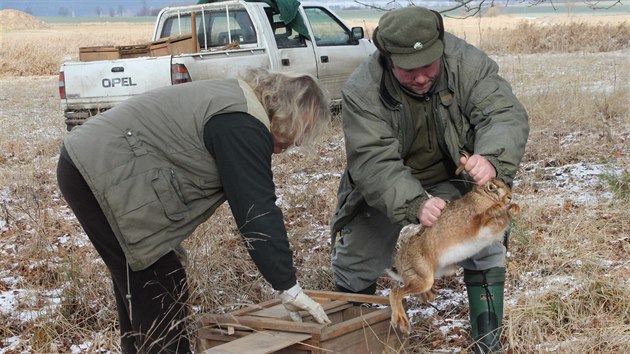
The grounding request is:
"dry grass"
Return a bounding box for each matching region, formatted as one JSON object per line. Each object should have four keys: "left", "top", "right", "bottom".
{"left": 0, "top": 23, "right": 153, "bottom": 76}
{"left": 483, "top": 21, "right": 630, "bottom": 54}
{"left": 1, "top": 15, "right": 629, "bottom": 76}
{"left": 1, "top": 13, "right": 629, "bottom": 354}
{"left": 348, "top": 14, "right": 630, "bottom": 55}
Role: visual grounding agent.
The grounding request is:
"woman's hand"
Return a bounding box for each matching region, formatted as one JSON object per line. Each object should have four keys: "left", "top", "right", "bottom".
{"left": 279, "top": 283, "right": 331, "bottom": 325}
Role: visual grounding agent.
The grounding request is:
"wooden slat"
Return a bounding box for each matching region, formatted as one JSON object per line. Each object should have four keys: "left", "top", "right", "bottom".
{"left": 201, "top": 313, "right": 324, "bottom": 334}
{"left": 200, "top": 330, "right": 311, "bottom": 354}
{"left": 248, "top": 299, "right": 351, "bottom": 320}
{"left": 304, "top": 290, "right": 391, "bottom": 305}
{"left": 191, "top": 12, "right": 198, "bottom": 52}
{"left": 197, "top": 299, "right": 281, "bottom": 328}
{"left": 249, "top": 303, "right": 289, "bottom": 319}
{"left": 321, "top": 307, "right": 393, "bottom": 340}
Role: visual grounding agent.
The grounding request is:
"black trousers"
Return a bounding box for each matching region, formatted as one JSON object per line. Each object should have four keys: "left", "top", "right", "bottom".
{"left": 56, "top": 155, "right": 190, "bottom": 354}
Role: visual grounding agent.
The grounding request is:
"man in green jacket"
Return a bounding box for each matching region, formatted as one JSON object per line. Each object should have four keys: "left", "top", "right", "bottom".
{"left": 57, "top": 68, "right": 331, "bottom": 354}
{"left": 330, "top": 7, "right": 529, "bottom": 353}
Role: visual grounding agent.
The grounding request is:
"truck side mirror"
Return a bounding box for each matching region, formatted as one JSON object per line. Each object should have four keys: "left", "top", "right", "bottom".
{"left": 350, "top": 27, "right": 364, "bottom": 41}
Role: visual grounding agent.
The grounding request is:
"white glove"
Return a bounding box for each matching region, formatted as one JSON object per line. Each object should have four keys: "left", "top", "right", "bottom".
{"left": 279, "top": 283, "right": 331, "bottom": 325}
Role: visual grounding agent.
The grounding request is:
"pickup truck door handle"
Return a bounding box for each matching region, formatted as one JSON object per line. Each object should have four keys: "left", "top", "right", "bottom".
{"left": 111, "top": 67, "right": 125, "bottom": 73}
{"left": 320, "top": 56, "right": 329, "bottom": 63}
{"left": 281, "top": 58, "right": 290, "bottom": 66}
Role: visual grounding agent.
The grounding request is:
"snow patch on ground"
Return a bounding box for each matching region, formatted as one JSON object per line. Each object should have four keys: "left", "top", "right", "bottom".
{"left": 517, "top": 161, "right": 623, "bottom": 205}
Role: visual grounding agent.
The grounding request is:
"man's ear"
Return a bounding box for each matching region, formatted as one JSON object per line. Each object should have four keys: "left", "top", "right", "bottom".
{"left": 372, "top": 26, "right": 389, "bottom": 56}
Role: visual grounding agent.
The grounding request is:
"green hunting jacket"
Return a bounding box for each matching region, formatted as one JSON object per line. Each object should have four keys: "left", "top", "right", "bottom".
{"left": 64, "top": 79, "right": 269, "bottom": 271}
{"left": 331, "top": 32, "right": 529, "bottom": 235}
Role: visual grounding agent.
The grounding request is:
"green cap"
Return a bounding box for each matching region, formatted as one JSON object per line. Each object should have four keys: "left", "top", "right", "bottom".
{"left": 374, "top": 7, "right": 444, "bottom": 69}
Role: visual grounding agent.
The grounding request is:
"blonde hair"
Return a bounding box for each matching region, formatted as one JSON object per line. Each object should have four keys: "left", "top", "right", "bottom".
{"left": 240, "top": 68, "right": 330, "bottom": 148}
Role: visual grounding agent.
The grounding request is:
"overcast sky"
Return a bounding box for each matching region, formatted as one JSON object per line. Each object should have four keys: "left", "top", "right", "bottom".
{"left": 1, "top": 0, "right": 422, "bottom": 17}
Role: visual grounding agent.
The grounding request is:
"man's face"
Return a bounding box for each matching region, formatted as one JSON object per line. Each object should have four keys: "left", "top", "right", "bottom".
{"left": 391, "top": 58, "right": 441, "bottom": 95}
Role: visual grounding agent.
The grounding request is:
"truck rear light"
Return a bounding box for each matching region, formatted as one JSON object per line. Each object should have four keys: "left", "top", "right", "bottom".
{"left": 171, "top": 64, "right": 191, "bottom": 85}
{"left": 59, "top": 71, "right": 66, "bottom": 99}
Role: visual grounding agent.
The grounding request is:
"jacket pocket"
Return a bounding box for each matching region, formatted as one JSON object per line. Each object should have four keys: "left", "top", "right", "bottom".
{"left": 471, "top": 81, "right": 514, "bottom": 117}
{"left": 105, "top": 168, "right": 189, "bottom": 244}
{"left": 152, "top": 168, "right": 188, "bottom": 221}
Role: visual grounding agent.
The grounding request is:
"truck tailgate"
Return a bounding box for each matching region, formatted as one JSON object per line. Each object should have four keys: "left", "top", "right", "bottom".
{"left": 61, "top": 56, "right": 172, "bottom": 109}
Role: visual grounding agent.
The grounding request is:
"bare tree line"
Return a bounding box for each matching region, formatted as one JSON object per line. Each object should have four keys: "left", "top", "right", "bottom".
{"left": 352, "top": 0, "right": 624, "bottom": 17}
{"left": 43, "top": 4, "right": 161, "bottom": 18}
{"left": 20, "top": 0, "right": 625, "bottom": 19}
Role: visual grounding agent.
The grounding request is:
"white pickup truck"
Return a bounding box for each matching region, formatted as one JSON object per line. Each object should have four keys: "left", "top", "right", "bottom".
{"left": 58, "top": 0, "right": 376, "bottom": 130}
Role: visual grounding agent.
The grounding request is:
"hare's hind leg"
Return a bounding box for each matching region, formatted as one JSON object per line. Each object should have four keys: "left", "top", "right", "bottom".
{"left": 389, "top": 273, "right": 434, "bottom": 334}
{"left": 389, "top": 285, "right": 408, "bottom": 334}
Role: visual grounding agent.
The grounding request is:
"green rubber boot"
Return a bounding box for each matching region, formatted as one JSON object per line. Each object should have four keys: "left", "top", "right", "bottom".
{"left": 464, "top": 267, "right": 505, "bottom": 353}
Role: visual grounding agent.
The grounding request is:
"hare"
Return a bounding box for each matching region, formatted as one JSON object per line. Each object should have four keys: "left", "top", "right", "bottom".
{"left": 388, "top": 178, "right": 520, "bottom": 334}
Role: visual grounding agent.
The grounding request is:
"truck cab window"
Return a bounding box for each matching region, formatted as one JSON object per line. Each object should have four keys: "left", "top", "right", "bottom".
{"left": 265, "top": 8, "right": 306, "bottom": 49}
{"left": 303, "top": 7, "right": 351, "bottom": 46}
{"left": 160, "top": 15, "right": 192, "bottom": 38}
{"left": 160, "top": 8, "right": 257, "bottom": 50}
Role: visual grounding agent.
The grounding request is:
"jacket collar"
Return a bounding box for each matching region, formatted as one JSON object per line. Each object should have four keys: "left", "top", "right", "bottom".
{"left": 378, "top": 54, "right": 403, "bottom": 110}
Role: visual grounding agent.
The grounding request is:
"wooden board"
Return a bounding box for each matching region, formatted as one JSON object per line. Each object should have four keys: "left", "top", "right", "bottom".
{"left": 304, "top": 290, "right": 391, "bottom": 306}
{"left": 149, "top": 33, "right": 198, "bottom": 56}
{"left": 118, "top": 44, "right": 149, "bottom": 58}
{"left": 201, "top": 330, "right": 311, "bottom": 354}
{"left": 79, "top": 46, "right": 119, "bottom": 61}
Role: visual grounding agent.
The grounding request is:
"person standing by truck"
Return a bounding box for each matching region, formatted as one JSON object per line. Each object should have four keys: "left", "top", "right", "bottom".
{"left": 56, "top": 68, "right": 331, "bottom": 354}
{"left": 330, "top": 7, "right": 529, "bottom": 353}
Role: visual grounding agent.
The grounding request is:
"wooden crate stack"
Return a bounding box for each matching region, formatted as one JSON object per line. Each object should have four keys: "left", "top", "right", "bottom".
{"left": 78, "top": 33, "right": 198, "bottom": 62}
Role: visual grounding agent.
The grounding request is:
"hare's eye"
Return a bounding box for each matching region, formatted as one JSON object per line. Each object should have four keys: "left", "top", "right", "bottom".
{"left": 488, "top": 183, "right": 497, "bottom": 192}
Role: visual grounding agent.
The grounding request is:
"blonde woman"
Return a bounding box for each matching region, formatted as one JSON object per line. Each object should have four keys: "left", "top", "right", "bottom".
{"left": 56, "top": 68, "right": 331, "bottom": 354}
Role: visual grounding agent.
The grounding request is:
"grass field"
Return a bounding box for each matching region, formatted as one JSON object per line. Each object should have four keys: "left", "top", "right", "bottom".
{"left": 0, "top": 8, "right": 629, "bottom": 354}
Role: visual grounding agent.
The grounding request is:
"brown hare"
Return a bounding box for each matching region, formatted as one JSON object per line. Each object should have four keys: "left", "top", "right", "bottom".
{"left": 388, "top": 178, "right": 520, "bottom": 334}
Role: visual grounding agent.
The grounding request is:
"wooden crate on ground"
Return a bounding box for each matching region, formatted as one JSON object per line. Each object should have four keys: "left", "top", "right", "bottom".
{"left": 196, "top": 290, "right": 407, "bottom": 354}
